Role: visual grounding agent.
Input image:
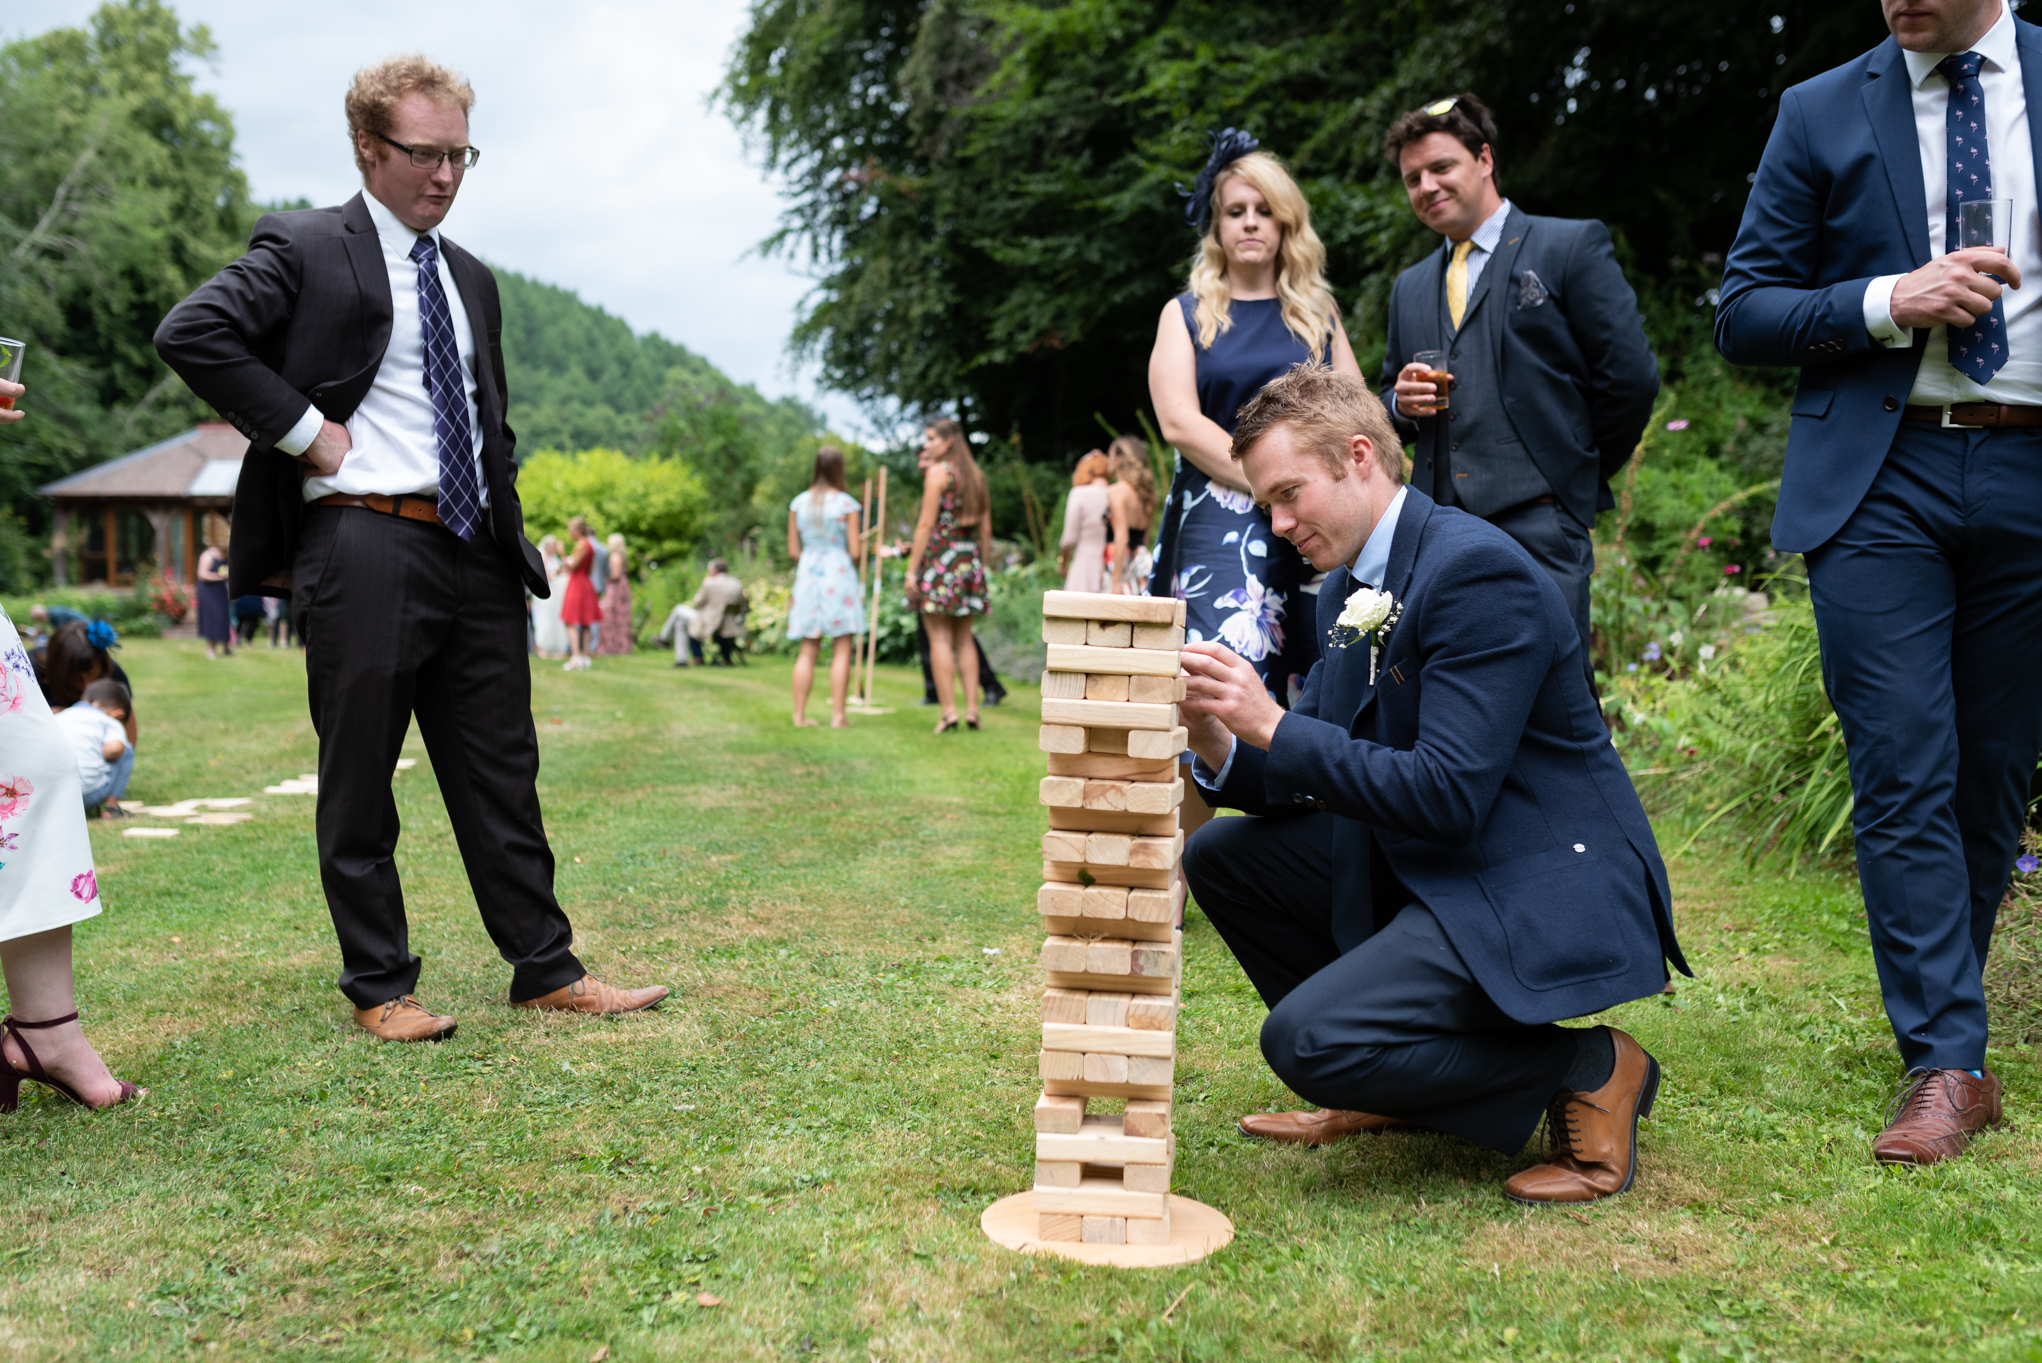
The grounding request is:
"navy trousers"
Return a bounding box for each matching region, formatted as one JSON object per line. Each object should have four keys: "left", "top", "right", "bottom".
{"left": 1185, "top": 813, "right": 1578, "bottom": 1154}
{"left": 1806, "top": 422, "right": 2042, "bottom": 1072}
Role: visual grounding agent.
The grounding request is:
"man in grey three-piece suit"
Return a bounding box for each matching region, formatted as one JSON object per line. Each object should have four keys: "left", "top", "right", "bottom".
{"left": 1377, "top": 94, "right": 1661, "bottom": 681}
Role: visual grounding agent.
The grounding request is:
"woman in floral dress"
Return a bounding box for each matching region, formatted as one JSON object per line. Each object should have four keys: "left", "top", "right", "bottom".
{"left": 786, "top": 446, "right": 865, "bottom": 729}
{"left": 596, "top": 534, "right": 635, "bottom": 656}
{"left": 905, "top": 419, "right": 991, "bottom": 734}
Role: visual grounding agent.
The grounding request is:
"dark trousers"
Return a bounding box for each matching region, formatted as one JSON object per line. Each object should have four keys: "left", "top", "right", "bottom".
{"left": 1806, "top": 423, "right": 2042, "bottom": 1072}
{"left": 1484, "top": 498, "right": 1595, "bottom": 689}
{"left": 1184, "top": 813, "right": 1577, "bottom": 1154}
{"left": 293, "top": 506, "right": 584, "bottom": 1007}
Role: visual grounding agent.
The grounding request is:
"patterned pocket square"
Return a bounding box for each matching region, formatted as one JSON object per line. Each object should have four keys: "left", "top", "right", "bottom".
{"left": 1516, "top": 269, "right": 1550, "bottom": 310}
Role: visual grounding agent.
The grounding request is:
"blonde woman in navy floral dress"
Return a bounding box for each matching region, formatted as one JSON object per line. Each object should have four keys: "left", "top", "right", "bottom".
{"left": 905, "top": 419, "right": 992, "bottom": 734}
{"left": 787, "top": 445, "right": 865, "bottom": 729}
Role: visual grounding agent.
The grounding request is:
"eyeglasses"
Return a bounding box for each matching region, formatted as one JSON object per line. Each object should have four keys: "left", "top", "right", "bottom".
{"left": 1423, "top": 97, "right": 1460, "bottom": 116}
{"left": 376, "top": 132, "right": 481, "bottom": 170}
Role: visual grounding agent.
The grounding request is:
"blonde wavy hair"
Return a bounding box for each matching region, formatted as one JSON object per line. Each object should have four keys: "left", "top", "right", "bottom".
{"left": 1186, "top": 150, "right": 1337, "bottom": 361}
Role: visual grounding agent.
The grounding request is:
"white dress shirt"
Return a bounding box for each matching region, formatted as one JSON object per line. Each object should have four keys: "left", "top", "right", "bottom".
{"left": 1450, "top": 199, "right": 1514, "bottom": 301}
{"left": 287, "top": 190, "right": 488, "bottom": 505}
{"left": 1862, "top": 3, "right": 2042, "bottom": 404}
{"left": 1195, "top": 486, "right": 1411, "bottom": 791}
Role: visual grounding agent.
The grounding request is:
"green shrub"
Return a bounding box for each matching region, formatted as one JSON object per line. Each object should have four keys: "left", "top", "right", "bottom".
{"left": 2, "top": 582, "right": 165, "bottom": 638}
{"left": 516, "top": 448, "right": 709, "bottom": 564}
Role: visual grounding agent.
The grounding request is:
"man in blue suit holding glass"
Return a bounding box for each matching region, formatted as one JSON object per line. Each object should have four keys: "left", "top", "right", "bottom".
{"left": 1718, "top": 0, "right": 2037, "bottom": 1164}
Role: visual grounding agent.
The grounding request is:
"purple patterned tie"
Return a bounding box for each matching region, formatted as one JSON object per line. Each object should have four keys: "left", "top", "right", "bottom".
{"left": 1940, "top": 51, "right": 2008, "bottom": 385}
{"left": 409, "top": 235, "right": 481, "bottom": 540}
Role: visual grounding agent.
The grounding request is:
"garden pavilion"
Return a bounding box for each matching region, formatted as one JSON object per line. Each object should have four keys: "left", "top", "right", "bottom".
{"left": 36, "top": 422, "right": 245, "bottom": 586}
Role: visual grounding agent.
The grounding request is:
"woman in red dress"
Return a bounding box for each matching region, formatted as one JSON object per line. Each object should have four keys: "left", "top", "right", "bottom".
{"left": 559, "top": 515, "right": 603, "bottom": 671}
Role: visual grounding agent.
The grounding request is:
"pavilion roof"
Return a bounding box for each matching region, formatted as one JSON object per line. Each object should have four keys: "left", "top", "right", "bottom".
{"left": 37, "top": 423, "right": 247, "bottom": 501}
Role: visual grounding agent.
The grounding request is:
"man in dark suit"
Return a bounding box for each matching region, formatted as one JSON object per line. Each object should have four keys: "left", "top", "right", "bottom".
{"left": 1377, "top": 95, "right": 1659, "bottom": 681}
{"left": 155, "top": 55, "right": 666, "bottom": 1040}
{"left": 1177, "top": 364, "right": 1687, "bottom": 1205}
{"left": 1717, "top": 0, "right": 2032, "bottom": 1165}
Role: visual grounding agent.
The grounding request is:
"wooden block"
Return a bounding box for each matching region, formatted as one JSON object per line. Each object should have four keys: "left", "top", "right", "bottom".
{"left": 1042, "top": 914, "right": 1171, "bottom": 943}
{"left": 1083, "top": 992, "right": 1130, "bottom": 1027}
{"left": 1046, "top": 751, "right": 1178, "bottom": 780}
{"left": 1039, "top": 724, "right": 1087, "bottom": 754}
{"left": 1126, "top": 1211, "right": 1172, "bottom": 1245}
{"left": 1085, "top": 938, "right": 1133, "bottom": 975}
{"left": 1041, "top": 987, "right": 1089, "bottom": 1025}
{"left": 1044, "top": 644, "right": 1182, "bottom": 678}
{"left": 1130, "top": 940, "right": 1178, "bottom": 977}
{"left": 1084, "top": 832, "right": 1132, "bottom": 866}
{"left": 1043, "top": 862, "right": 1173, "bottom": 890}
{"left": 1035, "top": 1160, "right": 1082, "bottom": 1188}
{"left": 1127, "top": 995, "right": 1177, "bottom": 1030}
{"left": 1047, "top": 807, "right": 1176, "bottom": 836}
{"left": 1039, "top": 1049, "right": 1084, "bottom": 1081}
{"left": 1043, "top": 617, "right": 1089, "bottom": 645}
{"left": 1128, "top": 674, "right": 1186, "bottom": 705}
{"left": 1039, "top": 775, "right": 1086, "bottom": 808}
{"left": 1082, "top": 884, "right": 1130, "bottom": 919}
{"left": 1132, "top": 622, "right": 1186, "bottom": 650}
{"left": 1035, "top": 1094, "right": 1086, "bottom": 1133}
{"left": 1087, "top": 728, "right": 1129, "bottom": 754}
{"left": 1080, "top": 1217, "right": 1126, "bottom": 1245}
{"left": 1036, "top": 1128, "right": 1172, "bottom": 1166}
{"left": 1033, "top": 1178, "right": 1170, "bottom": 1219}
{"left": 1045, "top": 970, "right": 1173, "bottom": 997}
{"left": 1039, "top": 1212, "right": 1083, "bottom": 1242}
{"left": 1042, "top": 1023, "right": 1173, "bottom": 1058}
{"left": 1081, "top": 779, "right": 1129, "bottom": 811}
{"left": 1127, "top": 1054, "right": 1174, "bottom": 1085}
{"left": 1082, "top": 1052, "right": 1129, "bottom": 1084}
{"left": 1041, "top": 591, "right": 1180, "bottom": 625}
{"left": 1083, "top": 673, "right": 1131, "bottom": 703}
{"left": 1123, "top": 1162, "right": 1173, "bottom": 1193}
{"left": 1041, "top": 670, "right": 1087, "bottom": 700}
{"left": 1041, "top": 1075, "right": 1172, "bottom": 1099}
{"left": 1128, "top": 832, "right": 1183, "bottom": 871}
{"left": 1037, "top": 880, "right": 1085, "bottom": 917}
{"left": 1040, "top": 935, "right": 1091, "bottom": 973}
{"left": 1124, "top": 1100, "right": 1172, "bottom": 1139}
{"left": 1042, "top": 828, "right": 1089, "bottom": 863}
{"left": 1127, "top": 726, "right": 1189, "bottom": 760}
{"left": 1041, "top": 698, "right": 1179, "bottom": 732}
{"left": 1086, "top": 620, "right": 1132, "bottom": 648}
{"left": 1127, "top": 886, "right": 1176, "bottom": 922}
{"left": 1124, "top": 779, "right": 1184, "bottom": 815}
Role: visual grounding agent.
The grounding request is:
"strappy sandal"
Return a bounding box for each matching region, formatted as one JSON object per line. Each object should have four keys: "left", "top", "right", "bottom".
{"left": 0, "top": 1013, "right": 140, "bottom": 1113}
{"left": 934, "top": 715, "right": 961, "bottom": 735}
{"left": 965, "top": 715, "right": 981, "bottom": 731}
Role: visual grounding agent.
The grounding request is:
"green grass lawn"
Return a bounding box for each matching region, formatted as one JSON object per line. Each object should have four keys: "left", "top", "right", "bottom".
{"left": 7, "top": 638, "right": 2042, "bottom": 1362}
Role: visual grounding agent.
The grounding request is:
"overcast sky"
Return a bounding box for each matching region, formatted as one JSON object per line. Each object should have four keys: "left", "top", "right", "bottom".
{"left": 17, "top": 0, "right": 875, "bottom": 437}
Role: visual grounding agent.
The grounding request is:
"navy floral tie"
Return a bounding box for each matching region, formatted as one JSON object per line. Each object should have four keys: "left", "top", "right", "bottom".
{"left": 409, "top": 235, "right": 482, "bottom": 540}
{"left": 1940, "top": 50, "right": 2008, "bottom": 385}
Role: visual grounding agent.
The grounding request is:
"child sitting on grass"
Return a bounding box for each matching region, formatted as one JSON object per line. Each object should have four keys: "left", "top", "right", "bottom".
{"left": 57, "top": 679, "right": 134, "bottom": 819}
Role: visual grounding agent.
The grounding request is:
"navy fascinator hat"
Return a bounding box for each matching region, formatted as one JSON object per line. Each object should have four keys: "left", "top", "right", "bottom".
{"left": 1179, "top": 128, "right": 1261, "bottom": 233}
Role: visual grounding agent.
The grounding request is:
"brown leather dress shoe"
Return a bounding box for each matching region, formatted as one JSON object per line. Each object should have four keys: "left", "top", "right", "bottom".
{"left": 512, "top": 974, "right": 669, "bottom": 1015}
{"left": 1872, "top": 1068, "right": 2001, "bottom": 1166}
{"left": 1238, "top": 1108, "right": 1417, "bottom": 1146}
{"left": 1504, "top": 1027, "right": 1660, "bottom": 1205}
{"left": 354, "top": 995, "right": 457, "bottom": 1043}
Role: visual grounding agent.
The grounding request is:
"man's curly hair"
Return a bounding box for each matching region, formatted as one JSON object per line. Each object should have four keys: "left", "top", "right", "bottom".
{"left": 345, "top": 54, "right": 475, "bottom": 177}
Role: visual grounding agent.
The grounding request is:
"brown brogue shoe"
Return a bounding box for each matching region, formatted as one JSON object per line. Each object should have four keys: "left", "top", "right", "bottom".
{"left": 1872, "top": 1068, "right": 2002, "bottom": 1166}
{"left": 1505, "top": 1027, "right": 1660, "bottom": 1205}
{"left": 353, "top": 995, "right": 458, "bottom": 1043}
{"left": 1238, "top": 1108, "right": 1418, "bottom": 1146}
{"left": 512, "top": 974, "right": 669, "bottom": 1015}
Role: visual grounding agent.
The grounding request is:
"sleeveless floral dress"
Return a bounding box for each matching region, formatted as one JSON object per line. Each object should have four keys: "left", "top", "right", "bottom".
{"left": 0, "top": 606, "right": 103, "bottom": 943}
{"left": 914, "top": 471, "right": 989, "bottom": 617}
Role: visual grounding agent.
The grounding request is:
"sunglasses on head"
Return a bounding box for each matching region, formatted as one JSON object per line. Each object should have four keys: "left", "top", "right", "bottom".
{"left": 1423, "top": 97, "right": 1459, "bottom": 116}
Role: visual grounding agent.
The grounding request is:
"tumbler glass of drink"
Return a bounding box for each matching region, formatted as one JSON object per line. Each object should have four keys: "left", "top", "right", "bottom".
{"left": 1960, "top": 197, "right": 2015, "bottom": 251}
{"left": 0, "top": 337, "right": 22, "bottom": 410}
{"left": 1413, "top": 349, "right": 1450, "bottom": 414}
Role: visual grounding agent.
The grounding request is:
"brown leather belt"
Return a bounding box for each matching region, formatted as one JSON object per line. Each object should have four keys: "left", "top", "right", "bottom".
{"left": 315, "top": 492, "right": 443, "bottom": 526}
{"left": 1903, "top": 402, "right": 2042, "bottom": 429}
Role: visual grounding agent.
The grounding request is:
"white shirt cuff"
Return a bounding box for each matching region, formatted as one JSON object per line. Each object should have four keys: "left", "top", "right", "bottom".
{"left": 273, "top": 404, "right": 324, "bottom": 456}
{"left": 1192, "top": 736, "right": 1237, "bottom": 793}
{"left": 1863, "top": 275, "right": 1911, "bottom": 349}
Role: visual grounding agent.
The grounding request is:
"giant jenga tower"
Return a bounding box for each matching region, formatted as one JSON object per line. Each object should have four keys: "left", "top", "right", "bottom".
{"left": 980, "top": 590, "right": 1234, "bottom": 1266}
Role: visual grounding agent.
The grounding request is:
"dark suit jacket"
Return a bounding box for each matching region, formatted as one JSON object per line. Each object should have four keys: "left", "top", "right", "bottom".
{"left": 154, "top": 192, "right": 545, "bottom": 597}
{"left": 1205, "top": 489, "right": 1688, "bottom": 1024}
{"left": 1378, "top": 208, "right": 1660, "bottom": 525}
{"left": 1715, "top": 22, "right": 2042, "bottom": 553}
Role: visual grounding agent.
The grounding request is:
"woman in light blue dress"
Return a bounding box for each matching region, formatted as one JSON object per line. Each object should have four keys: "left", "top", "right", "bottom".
{"left": 786, "top": 446, "right": 865, "bottom": 728}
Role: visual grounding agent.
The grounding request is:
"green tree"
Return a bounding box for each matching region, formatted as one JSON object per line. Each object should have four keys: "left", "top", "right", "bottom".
{"left": 515, "top": 448, "right": 711, "bottom": 565}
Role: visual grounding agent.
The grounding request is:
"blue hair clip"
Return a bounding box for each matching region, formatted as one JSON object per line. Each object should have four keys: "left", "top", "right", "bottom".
{"left": 85, "top": 620, "right": 119, "bottom": 650}
{"left": 1178, "top": 127, "right": 1261, "bottom": 233}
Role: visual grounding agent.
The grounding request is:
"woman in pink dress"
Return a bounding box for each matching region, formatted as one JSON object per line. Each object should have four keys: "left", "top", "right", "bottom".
{"left": 596, "top": 533, "right": 635, "bottom": 656}
{"left": 559, "top": 516, "right": 602, "bottom": 671}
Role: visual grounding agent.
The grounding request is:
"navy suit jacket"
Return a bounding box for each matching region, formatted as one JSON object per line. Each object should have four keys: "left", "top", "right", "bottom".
{"left": 1206, "top": 489, "right": 1688, "bottom": 1024}
{"left": 1378, "top": 207, "right": 1660, "bottom": 525}
{"left": 1717, "top": 20, "right": 2042, "bottom": 553}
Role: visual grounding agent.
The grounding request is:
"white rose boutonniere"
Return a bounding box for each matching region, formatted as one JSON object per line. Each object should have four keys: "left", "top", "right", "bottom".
{"left": 1327, "top": 584, "right": 1403, "bottom": 684}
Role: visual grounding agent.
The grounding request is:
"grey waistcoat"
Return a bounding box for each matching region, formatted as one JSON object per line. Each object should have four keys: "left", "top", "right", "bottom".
{"left": 1438, "top": 263, "right": 1553, "bottom": 518}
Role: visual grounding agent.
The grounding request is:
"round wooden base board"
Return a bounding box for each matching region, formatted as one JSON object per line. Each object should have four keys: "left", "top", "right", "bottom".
{"left": 980, "top": 1192, "right": 1233, "bottom": 1267}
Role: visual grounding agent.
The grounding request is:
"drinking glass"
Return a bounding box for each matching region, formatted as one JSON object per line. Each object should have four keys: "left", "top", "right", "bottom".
{"left": 1413, "top": 349, "right": 1451, "bottom": 414}
{"left": 0, "top": 337, "right": 21, "bottom": 410}
{"left": 1960, "top": 198, "right": 2015, "bottom": 251}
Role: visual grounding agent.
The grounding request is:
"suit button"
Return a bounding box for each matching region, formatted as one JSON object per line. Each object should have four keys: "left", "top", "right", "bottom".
{"left": 1451, "top": 443, "right": 1459, "bottom": 451}
{"left": 1884, "top": 396, "right": 1900, "bottom": 412}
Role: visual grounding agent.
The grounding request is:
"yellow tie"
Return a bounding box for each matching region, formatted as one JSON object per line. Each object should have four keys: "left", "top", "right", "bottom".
{"left": 1446, "top": 239, "right": 1475, "bottom": 330}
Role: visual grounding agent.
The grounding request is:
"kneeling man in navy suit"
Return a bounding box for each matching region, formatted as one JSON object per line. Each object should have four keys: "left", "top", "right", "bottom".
{"left": 1179, "top": 364, "right": 1688, "bottom": 1204}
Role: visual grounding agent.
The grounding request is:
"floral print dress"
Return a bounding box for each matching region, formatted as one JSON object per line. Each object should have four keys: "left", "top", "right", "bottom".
{"left": 913, "top": 471, "right": 989, "bottom": 617}
{"left": 0, "top": 606, "right": 103, "bottom": 943}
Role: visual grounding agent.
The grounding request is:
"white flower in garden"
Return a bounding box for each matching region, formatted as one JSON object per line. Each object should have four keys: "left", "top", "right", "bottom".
{"left": 1699, "top": 644, "right": 1717, "bottom": 661}
{"left": 1669, "top": 630, "right": 1685, "bottom": 646}
{"left": 1337, "top": 585, "right": 1395, "bottom": 635}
